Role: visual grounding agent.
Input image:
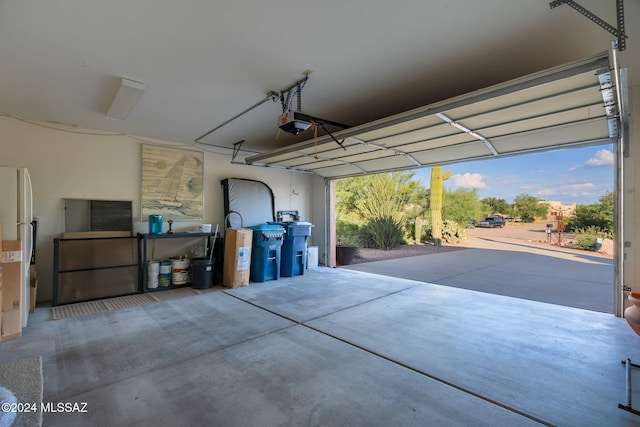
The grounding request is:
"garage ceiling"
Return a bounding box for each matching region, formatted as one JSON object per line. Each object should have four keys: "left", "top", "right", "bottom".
{"left": 246, "top": 51, "right": 621, "bottom": 179}
{"left": 0, "top": 1, "right": 637, "bottom": 159}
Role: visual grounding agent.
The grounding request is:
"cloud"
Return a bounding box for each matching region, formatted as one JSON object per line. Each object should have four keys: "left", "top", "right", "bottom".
{"left": 585, "top": 149, "right": 614, "bottom": 168}
{"left": 561, "top": 183, "right": 594, "bottom": 191}
{"left": 537, "top": 188, "right": 557, "bottom": 197}
{"left": 449, "top": 173, "right": 487, "bottom": 189}
{"left": 537, "top": 183, "right": 595, "bottom": 199}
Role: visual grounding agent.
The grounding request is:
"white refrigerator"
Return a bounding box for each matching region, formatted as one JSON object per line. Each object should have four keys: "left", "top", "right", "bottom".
{"left": 0, "top": 166, "right": 33, "bottom": 328}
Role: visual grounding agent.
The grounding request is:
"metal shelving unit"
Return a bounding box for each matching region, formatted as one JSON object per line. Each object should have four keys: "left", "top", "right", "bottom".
{"left": 137, "top": 232, "right": 218, "bottom": 292}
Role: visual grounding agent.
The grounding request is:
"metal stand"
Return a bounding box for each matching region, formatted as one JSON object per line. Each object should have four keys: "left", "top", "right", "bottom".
{"left": 619, "top": 359, "right": 640, "bottom": 415}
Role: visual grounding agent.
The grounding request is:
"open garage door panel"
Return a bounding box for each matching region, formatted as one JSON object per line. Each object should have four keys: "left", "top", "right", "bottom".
{"left": 246, "top": 51, "right": 620, "bottom": 179}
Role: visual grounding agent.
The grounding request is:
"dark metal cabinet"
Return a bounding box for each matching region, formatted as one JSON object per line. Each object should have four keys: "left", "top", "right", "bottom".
{"left": 53, "top": 236, "right": 138, "bottom": 306}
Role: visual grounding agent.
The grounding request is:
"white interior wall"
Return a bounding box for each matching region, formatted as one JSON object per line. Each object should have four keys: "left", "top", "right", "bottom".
{"left": 0, "top": 116, "right": 316, "bottom": 302}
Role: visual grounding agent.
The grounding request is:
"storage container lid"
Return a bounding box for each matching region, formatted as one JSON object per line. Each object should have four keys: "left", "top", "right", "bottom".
{"left": 249, "top": 223, "right": 285, "bottom": 239}
{"left": 249, "top": 224, "right": 285, "bottom": 231}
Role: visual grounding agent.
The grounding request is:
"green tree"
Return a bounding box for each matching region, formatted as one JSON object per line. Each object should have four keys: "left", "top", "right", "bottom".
{"left": 337, "top": 171, "right": 426, "bottom": 221}
{"left": 336, "top": 171, "right": 426, "bottom": 222}
{"left": 336, "top": 171, "right": 427, "bottom": 248}
{"left": 481, "top": 197, "right": 511, "bottom": 217}
{"left": 443, "top": 188, "right": 483, "bottom": 225}
{"left": 513, "top": 193, "right": 548, "bottom": 222}
{"left": 573, "top": 192, "right": 614, "bottom": 233}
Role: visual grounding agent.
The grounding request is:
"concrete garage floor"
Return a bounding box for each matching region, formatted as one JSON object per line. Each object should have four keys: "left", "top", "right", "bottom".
{"left": 2, "top": 268, "right": 640, "bottom": 426}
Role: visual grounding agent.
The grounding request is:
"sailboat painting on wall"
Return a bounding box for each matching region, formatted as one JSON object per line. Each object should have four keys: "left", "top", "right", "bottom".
{"left": 141, "top": 145, "right": 204, "bottom": 220}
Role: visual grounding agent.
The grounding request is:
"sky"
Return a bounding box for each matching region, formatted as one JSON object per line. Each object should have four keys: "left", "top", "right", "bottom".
{"left": 414, "top": 143, "right": 614, "bottom": 206}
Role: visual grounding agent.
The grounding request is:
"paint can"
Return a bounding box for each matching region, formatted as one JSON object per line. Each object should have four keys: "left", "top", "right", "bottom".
{"left": 171, "top": 259, "right": 190, "bottom": 285}
{"left": 147, "top": 260, "right": 160, "bottom": 289}
{"left": 159, "top": 261, "right": 172, "bottom": 287}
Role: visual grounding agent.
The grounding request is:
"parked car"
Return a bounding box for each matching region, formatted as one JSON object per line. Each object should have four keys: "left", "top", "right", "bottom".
{"left": 476, "top": 216, "right": 506, "bottom": 228}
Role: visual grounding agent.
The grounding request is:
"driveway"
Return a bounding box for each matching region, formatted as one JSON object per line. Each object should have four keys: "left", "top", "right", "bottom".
{"left": 343, "top": 223, "right": 615, "bottom": 313}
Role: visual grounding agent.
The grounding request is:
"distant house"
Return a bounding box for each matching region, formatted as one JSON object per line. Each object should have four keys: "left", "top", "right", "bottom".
{"left": 538, "top": 200, "right": 576, "bottom": 221}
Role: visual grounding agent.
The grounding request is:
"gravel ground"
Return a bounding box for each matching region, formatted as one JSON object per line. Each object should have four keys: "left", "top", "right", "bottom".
{"left": 351, "top": 243, "right": 467, "bottom": 264}
{"left": 349, "top": 222, "right": 612, "bottom": 264}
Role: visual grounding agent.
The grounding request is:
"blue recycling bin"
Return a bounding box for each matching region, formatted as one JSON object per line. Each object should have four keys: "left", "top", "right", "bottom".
{"left": 272, "top": 221, "right": 312, "bottom": 277}
{"left": 249, "top": 224, "right": 285, "bottom": 282}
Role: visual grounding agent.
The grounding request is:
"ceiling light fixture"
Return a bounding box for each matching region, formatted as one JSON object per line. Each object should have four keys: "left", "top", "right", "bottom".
{"left": 105, "top": 78, "right": 146, "bottom": 120}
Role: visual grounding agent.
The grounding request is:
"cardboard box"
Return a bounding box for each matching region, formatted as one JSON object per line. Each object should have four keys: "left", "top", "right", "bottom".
{"left": 2, "top": 240, "right": 22, "bottom": 342}
{"left": 223, "top": 228, "right": 253, "bottom": 288}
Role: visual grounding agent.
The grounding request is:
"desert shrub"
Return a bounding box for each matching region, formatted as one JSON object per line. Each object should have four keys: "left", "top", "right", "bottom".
{"left": 404, "top": 217, "right": 417, "bottom": 244}
{"left": 572, "top": 226, "right": 613, "bottom": 251}
{"left": 336, "top": 220, "right": 361, "bottom": 246}
{"left": 419, "top": 217, "right": 433, "bottom": 242}
{"left": 425, "top": 219, "right": 467, "bottom": 244}
{"left": 440, "top": 220, "right": 467, "bottom": 244}
{"left": 573, "top": 231, "right": 596, "bottom": 251}
{"left": 360, "top": 216, "right": 405, "bottom": 250}
{"left": 405, "top": 216, "right": 432, "bottom": 244}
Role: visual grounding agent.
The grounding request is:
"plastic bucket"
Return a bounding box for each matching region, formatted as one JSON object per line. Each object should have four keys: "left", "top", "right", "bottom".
{"left": 147, "top": 261, "right": 160, "bottom": 289}
{"left": 171, "top": 259, "right": 190, "bottom": 285}
{"left": 191, "top": 258, "right": 214, "bottom": 289}
{"left": 159, "top": 261, "right": 171, "bottom": 287}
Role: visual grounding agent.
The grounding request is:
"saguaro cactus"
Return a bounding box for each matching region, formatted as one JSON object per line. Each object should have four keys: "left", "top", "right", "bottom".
{"left": 430, "top": 166, "right": 452, "bottom": 246}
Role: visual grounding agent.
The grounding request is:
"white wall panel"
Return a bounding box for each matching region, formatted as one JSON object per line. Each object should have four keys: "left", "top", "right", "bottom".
{"left": 0, "top": 116, "right": 314, "bottom": 301}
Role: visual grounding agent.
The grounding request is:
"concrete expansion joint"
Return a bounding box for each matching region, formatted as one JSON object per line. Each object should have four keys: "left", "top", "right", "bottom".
{"left": 221, "top": 286, "right": 552, "bottom": 425}
{"left": 299, "top": 323, "right": 553, "bottom": 426}
{"left": 222, "top": 284, "right": 420, "bottom": 326}
{"left": 303, "top": 284, "right": 421, "bottom": 324}
{"left": 223, "top": 291, "right": 302, "bottom": 325}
